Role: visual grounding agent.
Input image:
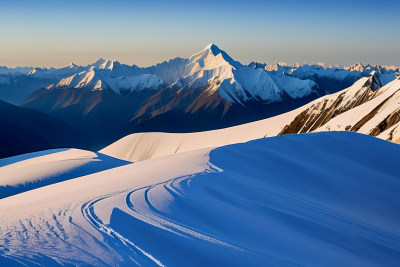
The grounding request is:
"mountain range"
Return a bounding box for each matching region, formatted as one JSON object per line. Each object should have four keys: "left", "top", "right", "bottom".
{"left": 1, "top": 45, "right": 400, "bottom": 266}
{"left": 0, "top": 44, "right": 399, "bottom": 157}
{"left": 100, "top": 71, "right": 400, "bottom": 162}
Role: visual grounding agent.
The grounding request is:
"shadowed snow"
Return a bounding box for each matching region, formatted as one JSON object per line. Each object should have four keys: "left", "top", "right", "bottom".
{"left": 0, "top": 148, "right": 130, "bottom": 199}
{"left": 0, "top": 132, "right": 399, "bottom": 266}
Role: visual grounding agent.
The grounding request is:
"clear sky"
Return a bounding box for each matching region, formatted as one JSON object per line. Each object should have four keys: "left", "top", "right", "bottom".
{"left": 1, "top": 0, "right": 399, "bottom": 67}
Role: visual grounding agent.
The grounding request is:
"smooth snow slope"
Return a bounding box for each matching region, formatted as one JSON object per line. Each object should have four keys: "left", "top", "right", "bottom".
{"left": 0, "top": 148, "right": 130, "bottom": 199}
{"left": 0, "top": 148, "right": 211, "bottom": 266}
{"left": 1, "top": 132, "right": 400, "bottom": 266}
{"left": 100, "top": 75, "right": 400, "bottom": 162}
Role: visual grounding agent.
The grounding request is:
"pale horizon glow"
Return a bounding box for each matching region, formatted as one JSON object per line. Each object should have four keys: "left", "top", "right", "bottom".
{"left": 1, "top": 0, "right": 399, "bottom": 68}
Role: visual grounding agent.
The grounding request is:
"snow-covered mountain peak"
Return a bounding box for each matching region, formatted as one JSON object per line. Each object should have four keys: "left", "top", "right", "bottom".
{"left": 47, "top": 67, "right": 164, "bottom": 94}
{"left": 203, "top": 43, "right": 232, "bottom": 59}
{"left": 28, "top": 67, "right": 46, "bottom": 75}
{"left": 94, "top": 58, "right": 106, "bottom": 64}
{"left": 52, "top": 69, "right": 103, "bottom": 90}
{"left": 167, "top": 44, "right": 322, "bottom": 104}
{"left": 66, "top": 63, "right": 78, "bottom": 68}
{"left": 99, "top": 60, "right": 117, "bottom": 70}
{"left": 90, "top": 58, "right": 107, "bottom": 69}
{"left": 187, "top": 44, "right": 242, "bottom": 75}
{"left": 204, "top": 43, "right": 216, "bottom": 50}
{"left": 345, "top": 63, "right": 367, "bottom": 72}
{"left": 349, "top": 71, "right": 384, "bottom": 91}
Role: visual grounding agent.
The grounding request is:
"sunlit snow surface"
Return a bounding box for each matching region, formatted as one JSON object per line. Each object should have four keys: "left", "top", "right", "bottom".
{"left": 1, "top": 132, "right": 400, "bottom": 266}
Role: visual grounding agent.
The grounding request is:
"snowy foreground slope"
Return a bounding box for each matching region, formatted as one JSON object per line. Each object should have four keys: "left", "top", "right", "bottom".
{"left": 101, "top": 74, "right": 400, "bottom": 162}
{"left": 0, "top": 149, "right": 130, "bottom": 199}
{"left": 1, "top": 132, "right": 400, "bottom": 266}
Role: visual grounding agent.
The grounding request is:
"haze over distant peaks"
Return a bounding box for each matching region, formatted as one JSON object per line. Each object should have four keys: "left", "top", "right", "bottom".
{"left": 0, "top": 44, "right": 398, "bottom": 154}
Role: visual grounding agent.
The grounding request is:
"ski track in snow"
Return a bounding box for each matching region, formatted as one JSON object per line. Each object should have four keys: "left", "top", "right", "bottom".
{"left": 79, "top": 161, "right": 244, "bottom": 267}
{"left": 1, "top": 132, "right": 400, "bottom": 266}
{"left": 0, "top": 148, "right": 212, "bottom": 266}
{"left": 82, "top": 194, "right": 165, "bottom": 267}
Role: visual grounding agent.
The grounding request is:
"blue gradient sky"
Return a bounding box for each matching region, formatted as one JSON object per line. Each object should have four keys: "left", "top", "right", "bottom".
{"left": 1, "top": 0, "right": 399, "bottom": 67}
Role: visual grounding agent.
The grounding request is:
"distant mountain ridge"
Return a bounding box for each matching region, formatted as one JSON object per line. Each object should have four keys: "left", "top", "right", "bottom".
{"left": 25, "top": 44, "right": 322, "bottom": 103}
{"left": 1, "top": 44, "right": 398, "bottom": 104}
{"left": 0, "top": 44, "right": 398, "bottom": 154}
{"left": 100, "top": 72, "right": 400, "bottom": 163}
{"left": 249, "top": 61, "right": 398, "bottom": 94}
{"left": 18, "top": 44, "right": 327, "bottom": 148}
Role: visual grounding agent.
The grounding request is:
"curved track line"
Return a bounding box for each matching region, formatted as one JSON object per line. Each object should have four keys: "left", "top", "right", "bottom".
{"left": 80, "top": 161, "right": 230, "bottom": 266}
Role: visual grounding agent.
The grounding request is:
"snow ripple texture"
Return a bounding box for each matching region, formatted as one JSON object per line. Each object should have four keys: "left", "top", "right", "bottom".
{"left": 1, "top": 132, "right": 400, "bottom": 266}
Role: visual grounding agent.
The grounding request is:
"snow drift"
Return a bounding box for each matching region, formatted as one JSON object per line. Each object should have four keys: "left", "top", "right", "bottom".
{"left": 101, "top": 74, "right": 400, "bottom": 162}
{"left": 0, "top": 149, "right": 130, "bottom": 199}
{"left": 0, "top": 132, "right": 399, "bottom": 266}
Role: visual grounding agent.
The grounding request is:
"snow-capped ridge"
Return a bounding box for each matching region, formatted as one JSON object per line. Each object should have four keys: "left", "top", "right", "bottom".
{"left": 54, "top": 69, "right": 103, "bottom": 90}
{"left": 168, "top": 44, "right": 318, "bottom": 103}
{"left": 91, "top": 58, "right": 107, "bottom": 68}
{"left": 9, "top": 44, "right": 399, "bottom": 108}
{"left": 99, "top": 60, "right": 116, "bottom": 70}
{"left": 187, "top": 43, "right": 242, "bottom": 72}
{"left": 49, "top": 68, "right": 164, "bottom": 93}
{"left": 362, "top": 71, "right": 379, "bottom": 89}
{"left": 66, "top": 62, "right": 78, "bottom": 68}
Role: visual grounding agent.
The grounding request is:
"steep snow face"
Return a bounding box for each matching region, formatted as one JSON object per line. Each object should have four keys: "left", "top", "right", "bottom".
{"left": 54, "top": 69, "right": 104, "bottom": 90}
{"left": 185, "top": 44, "right": 242, "bottom": 76}
{"left": 109, "top": 61, "right": 140, "bottom": 77}
{"left": 219, "top": 68, "right": 282, "bottom": 103}
{"left": 49, "top": 69, "right": 163, "bottom": 93}
{"left": 28, "top": 64, "right": 84, "bottom": 80}
{"left": 316, "top": 77, "right": 400, "bottom": 135}
{"left": 28, "top": 59, "right": 136, "bottom": 81}
{"left": 172, "top": 44, "right": 239, "bottom": 90}
{"left": 98, "top": 60, "right": 115, "bottom": 70}
{"left": 249, "top": 63, "right": 320, "bottom": 100}
{"left": 113, "top": 74, "right": 163, "bottom": 93}
{"left": 291, "top": 64, "right": 362, "bottom": 81}
{"left": 172, "top": 44, "right": 291, "bottom": 103}
{"left": 1, "top": 133, "right": 399, "bottom": 266}
{"left": 90, "top": 58, "right": 107, "bottom": 69}
{"left": 140, "top": 57, "right": 189, "bottom": 84}
{"left": 269, "top": 72, "right": 319, "bottom": 99}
